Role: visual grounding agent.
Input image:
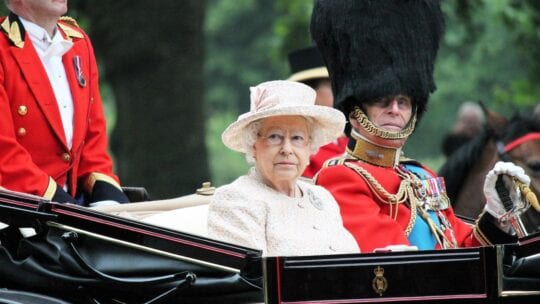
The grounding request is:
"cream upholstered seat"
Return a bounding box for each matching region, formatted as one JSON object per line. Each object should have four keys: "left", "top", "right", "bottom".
{"left": 141, "top": 204, "right": 210, "bottom": 237}
{"left": 92, "top": 182, "right": 214, "bottom": 237}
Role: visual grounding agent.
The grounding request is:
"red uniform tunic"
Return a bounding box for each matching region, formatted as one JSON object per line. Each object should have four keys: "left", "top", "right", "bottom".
{"left": 0, "top": 15, "right": 122, "bottom": 200}
{"left": 303, "top": 136, "right": 348, "bottom": 178}
{"left": 316, "top": 159, "right": 482, "bottom": 252}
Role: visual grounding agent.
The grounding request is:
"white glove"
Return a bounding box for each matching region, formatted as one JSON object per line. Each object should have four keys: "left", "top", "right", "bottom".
{"left": 483, "top": 161, "right": 531, "bottom": 220}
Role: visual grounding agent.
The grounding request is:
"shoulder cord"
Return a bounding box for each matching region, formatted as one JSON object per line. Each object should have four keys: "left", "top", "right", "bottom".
{"left": 344, "top": 162, "right": 457, "bottom": 248}
{"left": 343, "top": 162, "right": 417, "bottom": 235}
{"left": 398, "top": 165, "right": 457, "bottom": 249}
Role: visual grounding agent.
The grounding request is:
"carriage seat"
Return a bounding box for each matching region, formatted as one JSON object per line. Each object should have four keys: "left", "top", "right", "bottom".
{"left": 122, "top": 186, "right": 150, "bottom": 202}
{"left": 94, "top": 182, "right": 215, "bottom": 237}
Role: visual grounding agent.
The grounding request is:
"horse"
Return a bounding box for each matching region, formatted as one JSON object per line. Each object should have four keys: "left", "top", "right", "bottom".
{"left": 438, "top": 106, "right": 540, "bottom": 223}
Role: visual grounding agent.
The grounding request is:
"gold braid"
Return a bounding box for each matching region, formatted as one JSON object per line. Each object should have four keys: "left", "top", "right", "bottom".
{"left": 416, "top": 206, "right": 454, "bottom": 248}
{"left": 351, "top": 107, "right": 416, "bottom": 140}
{"left": 344, "top": 162, "right": 457, "bottom": 248}
{"left": 397, "top": 166, "right": 457, "bottom": 249}
{"left": 344, "top": 162, "right": 418, "bottom": 235}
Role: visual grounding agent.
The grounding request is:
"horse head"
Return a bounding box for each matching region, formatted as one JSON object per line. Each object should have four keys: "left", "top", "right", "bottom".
{"left": 439, "top": 103, "right": 540, "bottom": 220}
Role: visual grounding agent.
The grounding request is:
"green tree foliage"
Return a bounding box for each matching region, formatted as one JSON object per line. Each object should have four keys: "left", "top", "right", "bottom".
{"left": 411, "top": 0, "right": 540, "bottom": 160}
{"left": 205, "top": 0, "right": 285, "bottom": 185}
{"left": 84, "top": 1, "right": 209, "bottom": 199}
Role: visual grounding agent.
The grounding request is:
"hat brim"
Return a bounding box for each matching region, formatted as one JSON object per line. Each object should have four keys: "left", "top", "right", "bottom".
{"left": 222, "top": 105, "right": 346, "bottom": 153}
{"left": 288, "top": 67, "right": 329, "bottom": 82}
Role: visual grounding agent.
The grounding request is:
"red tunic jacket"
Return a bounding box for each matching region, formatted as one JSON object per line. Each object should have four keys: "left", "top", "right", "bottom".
{"left": 316, "top": 160, "right": 482, "bottom": 252}
{"left": 0, "top": 15, "right": 122, "bottom": 201}
{"left": 303, "top": 136, "right": 348, "bottom": 178}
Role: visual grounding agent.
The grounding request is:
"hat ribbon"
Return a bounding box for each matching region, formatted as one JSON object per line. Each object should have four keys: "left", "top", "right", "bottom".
{"left": 249, "top": 86, "right": 280, "bottom": 112}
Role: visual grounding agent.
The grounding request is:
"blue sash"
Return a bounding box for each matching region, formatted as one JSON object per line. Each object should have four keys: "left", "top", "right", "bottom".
{"left": 403, "top": 164, "right": 442, "bottom": 250}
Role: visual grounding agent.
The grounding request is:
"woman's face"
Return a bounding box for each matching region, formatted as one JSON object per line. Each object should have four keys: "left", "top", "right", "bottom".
{"left": 253, "top": 116, "right": 311, "bottom": 188}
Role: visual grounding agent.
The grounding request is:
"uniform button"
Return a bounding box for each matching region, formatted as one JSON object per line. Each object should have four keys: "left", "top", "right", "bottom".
{"left": 18, "top": 105, "right": 28, "bottom": 116}
{"left": 61, "top": 152, "right": 71, "bottom": 162}
{"left": 329, "top": 245, "right": 336, "bottom": 252}
{"left": 312, "top": 225, "right": 319, "bottom": 230}
{"left": 17, "top": 127, "right": 26, "bottom": 137}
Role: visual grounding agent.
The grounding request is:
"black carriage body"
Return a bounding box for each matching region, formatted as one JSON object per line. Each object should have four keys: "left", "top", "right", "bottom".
{"left": 264, "top": 248, "right": 495, "bottom": 304}
{"left": 263, "top": 241, "right": 540, "bottom": 304}
{"left": 0, "top": 189, "right": 263, "bottom": 303}
{"left": 1, "top": 188, "right": 540, "bottom": 304}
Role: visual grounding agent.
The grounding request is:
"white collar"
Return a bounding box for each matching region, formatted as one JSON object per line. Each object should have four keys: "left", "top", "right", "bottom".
{"left": 19, "top": 17, "right": 53, "bottom": 44}
{"left": 19, "top": 16, "right": 72, "bottom": 54}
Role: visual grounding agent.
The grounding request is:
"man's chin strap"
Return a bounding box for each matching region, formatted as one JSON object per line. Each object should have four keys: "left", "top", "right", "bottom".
{"left": 350, "top": 106, "right": 416, "bottom": 140}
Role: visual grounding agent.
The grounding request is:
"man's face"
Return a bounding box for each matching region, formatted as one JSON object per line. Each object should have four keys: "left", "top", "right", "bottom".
{"left": 365, "top": 95, "right": 413, "bottom": 132}
{"left": 314, "top": 79, "right": 334, "bottom": 108}
{"left": 349, "top": 95, "right": 413, "bottom": 149}
{"left": 17, "top": 0, "right": 68, "bottom": 20}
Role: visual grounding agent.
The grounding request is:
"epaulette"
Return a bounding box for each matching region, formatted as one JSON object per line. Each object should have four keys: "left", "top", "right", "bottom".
{"left": 322, "top": 156, "right": 347, "bottom": 168}
{"left": 313, "top": 155, "right": 348, "bottom": 183}
{"left": 399, "top": 155, "right": 422, "bottom": 166}
{"left": 1, "top": 15, "right": 25, "bottom": 48}
{"left": 59, "top": 16, "right": 79, "bottom": 27}
{"left": 58, "top": 16, "right": 84, "bottom": 40}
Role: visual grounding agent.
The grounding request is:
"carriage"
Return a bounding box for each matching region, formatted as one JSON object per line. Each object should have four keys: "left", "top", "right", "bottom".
{"left": 1, "top": 185, "right": 540, "bottom": 304}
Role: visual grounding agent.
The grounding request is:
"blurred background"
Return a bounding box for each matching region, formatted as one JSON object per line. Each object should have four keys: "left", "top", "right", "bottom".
{"left": 2, "top": 0, "right": 539, "bottom": 199}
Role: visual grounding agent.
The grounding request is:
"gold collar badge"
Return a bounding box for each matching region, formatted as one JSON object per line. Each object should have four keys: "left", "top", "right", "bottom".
{"left": 1, "top": 17, "right": 24, "bottom": 48}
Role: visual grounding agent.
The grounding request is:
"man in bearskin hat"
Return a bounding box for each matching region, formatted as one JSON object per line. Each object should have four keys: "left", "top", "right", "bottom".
{"left": 311, "top": 0, "right": 531, "bottom": 252}
{"left": 287, "top": 46, "right": 348, "bottom": 178}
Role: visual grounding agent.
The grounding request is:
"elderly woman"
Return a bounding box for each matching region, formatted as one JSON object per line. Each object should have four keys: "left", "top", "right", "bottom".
{"left": 207, "top": 80, "right": 359, "bottom": 256}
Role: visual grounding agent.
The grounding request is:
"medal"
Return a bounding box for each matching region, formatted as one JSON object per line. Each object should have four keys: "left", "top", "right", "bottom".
{"left": 73, "top": 56, "right": 86, "bottom": 87}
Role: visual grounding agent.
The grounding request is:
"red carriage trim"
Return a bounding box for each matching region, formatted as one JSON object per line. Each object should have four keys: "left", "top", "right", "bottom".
{"left": 52, "top": 206, "right": 248, "bottom": 259}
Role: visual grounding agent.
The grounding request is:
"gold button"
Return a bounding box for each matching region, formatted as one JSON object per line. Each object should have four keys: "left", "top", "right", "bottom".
{"left": 61, "top": 152, "right": 71, "bottom": 162}
{"left": 17, "top": 127, "right": 26, "bottom": 137}
{"left": 18, "top": 105, "right": 28, "bottom": 116}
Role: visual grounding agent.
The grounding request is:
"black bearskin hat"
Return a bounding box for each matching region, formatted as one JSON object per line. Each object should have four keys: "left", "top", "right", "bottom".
{"left": 310, "top": 0, "right": 445, "bottom": 121}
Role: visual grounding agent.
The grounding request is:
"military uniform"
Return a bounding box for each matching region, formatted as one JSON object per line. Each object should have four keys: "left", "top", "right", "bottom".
{"left": 302, "top": 136, "right": 347, "bottom": 178}
{"left": 311, "top": 0, "right": 515, "bottom": 252}
{"left": 315, "top": 136, "right": 514, "bottom": 252}
{"left": 0, "top": 14, "right": 127, "bottom": 204}
{"left": 316, "top": 156, "right": 482, "bottom": 252}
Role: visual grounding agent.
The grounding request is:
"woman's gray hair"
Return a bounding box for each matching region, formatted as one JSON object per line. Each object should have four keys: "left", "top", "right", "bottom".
{"left": 242, "top": 117, "right": 326, "bottom": 164}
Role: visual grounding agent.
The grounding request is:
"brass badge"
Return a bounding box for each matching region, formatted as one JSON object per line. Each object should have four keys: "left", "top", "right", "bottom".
{"left": 372, "top": 266, "right": 388, "bottom": 296}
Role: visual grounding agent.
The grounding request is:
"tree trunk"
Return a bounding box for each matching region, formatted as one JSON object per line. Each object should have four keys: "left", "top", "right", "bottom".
{"left": 86, "top": 1, "right": 209, "bottom": 199}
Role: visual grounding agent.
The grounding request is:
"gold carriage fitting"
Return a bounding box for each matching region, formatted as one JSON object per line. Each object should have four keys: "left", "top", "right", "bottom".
{"left": 495, "top": 174, "right": 540, "bottom": 238}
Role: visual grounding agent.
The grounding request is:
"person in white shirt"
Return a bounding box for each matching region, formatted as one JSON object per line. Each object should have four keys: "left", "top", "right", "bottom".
{"left": 0, "top": 0, "right": 129, "bottom": 206}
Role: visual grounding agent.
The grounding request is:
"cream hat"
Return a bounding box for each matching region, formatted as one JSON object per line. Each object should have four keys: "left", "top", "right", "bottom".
{"left": 222, "top": 80, "right": 346, "bottom": 153}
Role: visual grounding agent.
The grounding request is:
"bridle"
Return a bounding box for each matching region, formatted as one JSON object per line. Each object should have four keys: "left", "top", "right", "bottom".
{"left": 496, "top": 132, "right": 540, "bottom": 162}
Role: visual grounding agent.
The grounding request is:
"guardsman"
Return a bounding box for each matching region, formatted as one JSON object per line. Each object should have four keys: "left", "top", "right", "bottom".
{"left": 311, "top": 0, "right": 531, "bottom": 252}
{"left": 0, "top": 0, "right": 128, "bottom": 205}
{"left": 287, "top": 46, "right": 348, "bottom": 179}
